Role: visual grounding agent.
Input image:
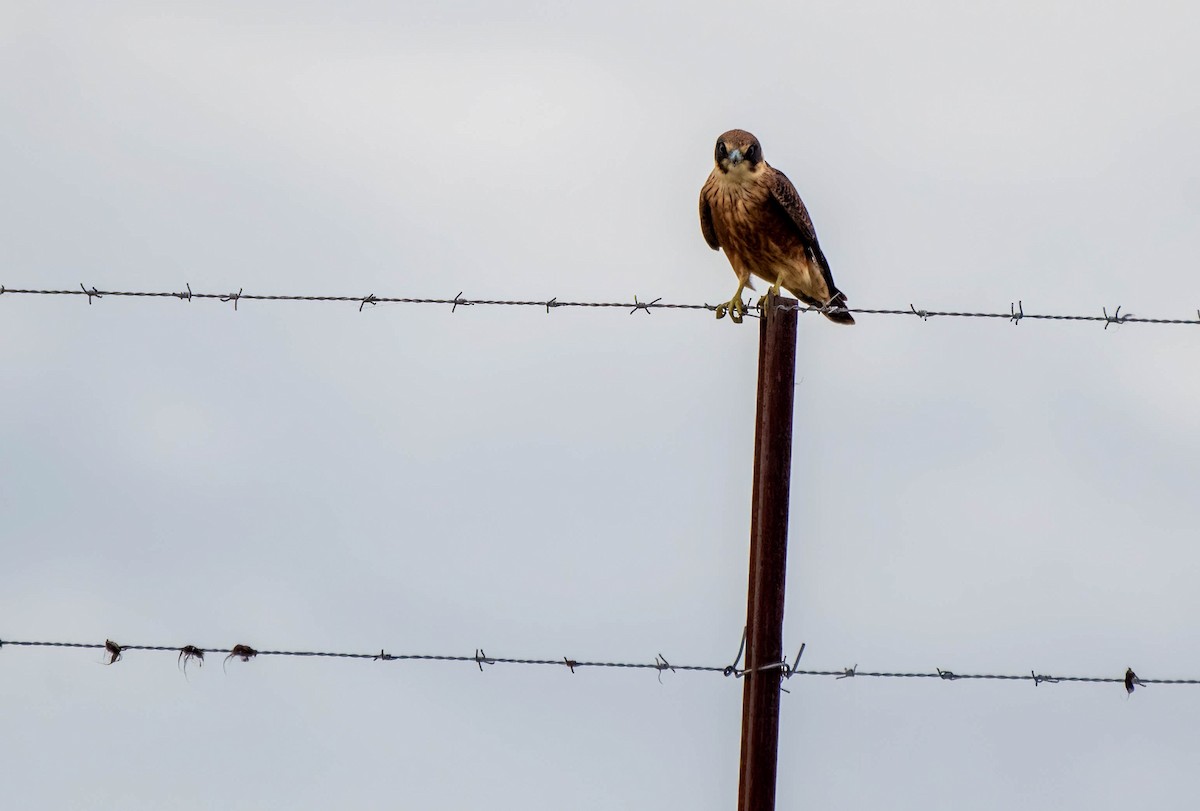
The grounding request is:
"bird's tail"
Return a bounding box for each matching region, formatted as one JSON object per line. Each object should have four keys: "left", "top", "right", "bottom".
{"left": 786, "top": 287, "right": 856, "bottom": 325}
{"left": 823, "top": 290, "right": 855, "bottom": 325}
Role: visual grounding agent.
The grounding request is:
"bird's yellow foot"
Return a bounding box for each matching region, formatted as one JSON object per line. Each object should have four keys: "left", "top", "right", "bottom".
{"left": 757, "top": 281, "right": 784, "bottom": 312}
{"left": 715, "top": 294, "right": 746, "bottom": 324}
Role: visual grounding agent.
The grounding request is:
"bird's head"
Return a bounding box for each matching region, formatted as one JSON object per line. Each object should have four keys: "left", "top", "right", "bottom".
{"left": 714, "top": 129, "right": 764, "bottom": 176}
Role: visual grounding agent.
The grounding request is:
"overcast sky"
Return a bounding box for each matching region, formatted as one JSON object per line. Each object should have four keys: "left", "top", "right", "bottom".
{"left": 2, "top": 2, "right": 1199, "bottom": 809}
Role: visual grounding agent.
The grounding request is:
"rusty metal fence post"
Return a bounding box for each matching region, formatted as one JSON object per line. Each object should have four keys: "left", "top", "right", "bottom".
{"left": 737, "top": 291, "right": 797, "bottom": 811}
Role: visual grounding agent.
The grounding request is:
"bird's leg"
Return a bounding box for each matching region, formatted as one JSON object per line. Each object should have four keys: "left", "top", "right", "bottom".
{"left": 714, "top": 281, "right": 747, "bottom": 324}
{"left": 757, "top": 279, "right": 784, "bottom": 312}
{"left": 715, "top": 281, "right": 744, "bottom": 323}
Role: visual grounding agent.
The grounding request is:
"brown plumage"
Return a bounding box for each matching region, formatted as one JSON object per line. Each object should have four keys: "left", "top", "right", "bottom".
{"left": 700, "top": 129, "right": 854, "bottom": 324}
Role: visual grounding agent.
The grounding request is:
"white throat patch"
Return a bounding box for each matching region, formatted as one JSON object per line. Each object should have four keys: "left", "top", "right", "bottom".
{"left": 714, "top": 160, "right": 766, "bottom": 193}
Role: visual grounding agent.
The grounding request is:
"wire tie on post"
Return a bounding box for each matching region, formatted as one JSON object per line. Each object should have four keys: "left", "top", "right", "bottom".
{"left": 374, "top": 649, "right": 395, "bottom": 661}
{"left": 937, "top": 667, "right": 960, "bottom": 681}
{"left": 741, "top": 659, "right": 788, "bottom": 689}
{"left": 474, "top": 649, "right": 494, "bottom": 671}
{"left": 81, "top": 284, "right": 103, "bottom": 304}
{"left": 1010, "top": 300, "right": 1024, "bottom": 324}
{"left": 359, "top": 294, "right": 378, "bottom": 312}
{"left": 747, "top": 661, "right": 787, "bottom": 677}
{"left": 837, "top": 664, "right": 857, "bottom": 680}
{"left": 221, "top": 288, "right": 243, "bottom": 311}
{"left": 783, "top": 643, "right": 806, "bottom": 679}
{"left": 104, "top": 639, "right": 125, "bottom": 665}
{"left": 723, "top": 627, "right": 748, "bottom": 677}
{"left": 629, "top": 295, "right": 661, "bottom": 315}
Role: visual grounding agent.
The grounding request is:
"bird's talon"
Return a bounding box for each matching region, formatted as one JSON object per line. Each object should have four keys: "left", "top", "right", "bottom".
{"left": 728, "top": 299, "right": 745, "bottom": 324}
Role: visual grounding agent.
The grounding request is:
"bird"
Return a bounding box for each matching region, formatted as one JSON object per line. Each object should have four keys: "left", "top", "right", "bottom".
{"left": 699, "top": 129, "right": 854, "bottom": 325}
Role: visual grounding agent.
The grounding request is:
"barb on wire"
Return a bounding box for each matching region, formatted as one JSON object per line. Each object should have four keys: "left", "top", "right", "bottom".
{"left": 1103, "top": 305, "right": 1129, "bottom": 329}
{"left": 563, "top": 657, "right": 578, "bottom": 674}
{"left": 654, "top": 654, "right": 676, "bottom": 684}
{"left": 220, "top": 288, "right": 242, "bottom": 311}
{"left": 474, "top": 648, "right": 494, "bottom": 671}
{"left": 2, "top": 285, "right": 1198, "bottom": 326}
{"left": 374, "top": 649, "right": 396, "bottom": 661}
{"left": 837, "top": 664, "right": 858, "bottom": 679}
{"left": 630, "top": 295, "right": 661, "bottom": 315}
{"left": 1032, "top": 670, "right": 1059, "bottom": 686}
{"left": 937, "top": 667, "right": 960, "bottom": 681}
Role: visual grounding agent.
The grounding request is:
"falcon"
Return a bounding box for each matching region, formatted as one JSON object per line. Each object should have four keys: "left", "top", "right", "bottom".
{"left": 699, "top": 129, "right": 854, "bottom": 325}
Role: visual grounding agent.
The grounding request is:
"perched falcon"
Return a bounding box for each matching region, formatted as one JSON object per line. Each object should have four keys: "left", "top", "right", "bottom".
{"left": 700, "top": 129, "right": 854, "bottom": 325}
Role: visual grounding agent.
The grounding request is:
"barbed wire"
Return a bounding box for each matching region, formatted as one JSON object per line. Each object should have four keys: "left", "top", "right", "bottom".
{"left": 3, "top": 638, "right": 1194, "bottom": 693}
{"left": 2, "top": 285, "right": 1198, "bottom": 326}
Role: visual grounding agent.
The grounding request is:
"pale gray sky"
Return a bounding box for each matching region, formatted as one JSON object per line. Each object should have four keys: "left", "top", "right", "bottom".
{"left": 2, "top": 2, "right": 1199, "bottom": 809}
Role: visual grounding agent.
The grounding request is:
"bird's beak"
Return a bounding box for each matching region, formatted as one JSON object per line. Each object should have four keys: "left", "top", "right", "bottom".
{"left": 727, "top": 148, "right": 744, "bottom": 165}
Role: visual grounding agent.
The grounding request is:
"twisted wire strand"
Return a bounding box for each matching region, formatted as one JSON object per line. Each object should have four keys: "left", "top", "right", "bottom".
{"left": 1, "top": 286, "right": 1197, "bottom": 325}
{"left": 4, "top": 639, "right": 1196, "bottom": 685}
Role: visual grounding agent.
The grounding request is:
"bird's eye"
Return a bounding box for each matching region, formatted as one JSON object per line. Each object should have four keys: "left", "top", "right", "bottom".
{"left": 746, "top": 144, "right": 758, "bottom": 158}
{"left": 716, "top": 141, "right": 728, "bottom": 156}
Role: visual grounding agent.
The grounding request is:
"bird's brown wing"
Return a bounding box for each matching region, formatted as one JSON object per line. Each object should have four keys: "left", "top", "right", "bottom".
{"left": 768, "top": 168, "right": 840, "bottom": 292}
{"left": 699, "top": 184, "right": 720, "bottom": 250}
